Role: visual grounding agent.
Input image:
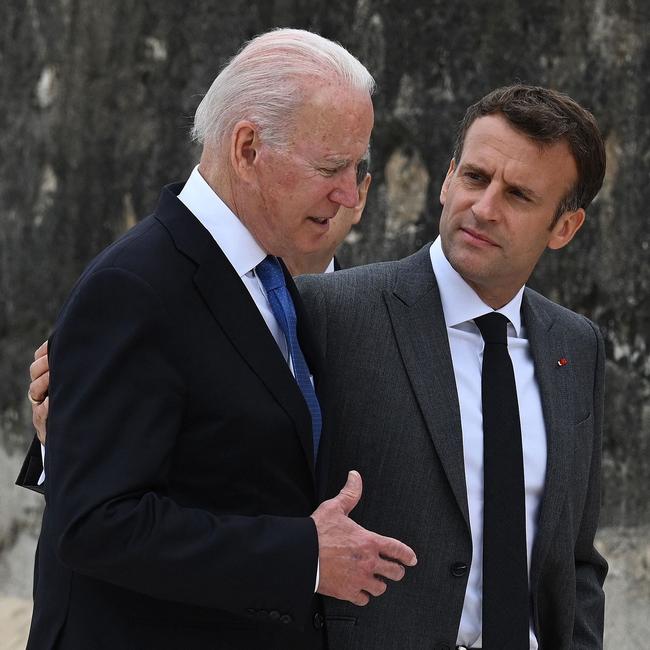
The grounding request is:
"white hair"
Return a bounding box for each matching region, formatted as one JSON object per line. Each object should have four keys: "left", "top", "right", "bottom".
{"left": 191, "top": 28, "right": 375, "bottom": 150}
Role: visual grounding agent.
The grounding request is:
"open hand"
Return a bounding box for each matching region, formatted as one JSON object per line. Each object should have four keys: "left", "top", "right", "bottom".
{"left": 311, "top": 470, "right": 417, "bottom": 606}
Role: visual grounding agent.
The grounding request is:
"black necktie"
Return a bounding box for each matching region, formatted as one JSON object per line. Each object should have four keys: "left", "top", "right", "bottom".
{"left": 474, "top": 312, "right": 529, "bottom": 649}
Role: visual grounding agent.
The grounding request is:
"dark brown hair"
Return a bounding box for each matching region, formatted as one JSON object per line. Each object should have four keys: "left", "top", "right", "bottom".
{"left": 453, "top": 84, "right": 606, "bottom": 225}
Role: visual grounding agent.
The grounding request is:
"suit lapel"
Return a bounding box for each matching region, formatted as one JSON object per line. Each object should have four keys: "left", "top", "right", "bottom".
{"left": 523, "top": 290, "right": 574, "bottom": 589}
{"left": 383, "top": 247, "right": 470, "bottom": 530}
{"left": 155, "top": 185, "right": 316, "bottom": 477}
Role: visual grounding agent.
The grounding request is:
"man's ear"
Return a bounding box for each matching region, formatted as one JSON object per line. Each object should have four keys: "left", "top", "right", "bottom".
{"left": 548, "top": 208, "right": 586, "bottom": 250}
{"left": 351, "top": 173, "right": 372, "bottom": 225}
{"left": 230, "top": 120, "right": 260, "bottom": 181}
{"left": 440, "top": 158, "right": 456, "bottom": 205}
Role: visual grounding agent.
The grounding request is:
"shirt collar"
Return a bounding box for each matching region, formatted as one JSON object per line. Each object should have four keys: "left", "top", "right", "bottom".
{"left": 177, "top": 165, "right": 267, "bottom": 277}
{"left": 429, "top": 236, "right": 525, "bottom": 337}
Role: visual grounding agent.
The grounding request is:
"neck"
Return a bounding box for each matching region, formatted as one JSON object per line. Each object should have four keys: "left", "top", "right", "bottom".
{"left": 198, "top": 150, "right": 242, "bottom": 219}
{"left": 283, "top": 252, "right": 333, "bottom": 277}
{"left": 465, "top": 280, "right": 520, "bottom": 310}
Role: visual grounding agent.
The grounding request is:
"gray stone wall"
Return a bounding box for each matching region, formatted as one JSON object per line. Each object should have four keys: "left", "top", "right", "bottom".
{"left": 1, "top": 1, "right": 648, "bottom": 646}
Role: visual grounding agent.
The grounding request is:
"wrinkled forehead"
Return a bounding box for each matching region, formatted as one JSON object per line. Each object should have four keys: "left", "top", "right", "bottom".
{"left": 289, "top": 83, "right": 374, "bottom": 157}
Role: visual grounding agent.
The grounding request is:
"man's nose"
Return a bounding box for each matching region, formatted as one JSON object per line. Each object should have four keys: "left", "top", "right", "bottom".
{"left": 328, "top": 167, "right": 359, "bottom": 209}
{"left": 472, "top": 185, "right": 500, "bottom": 222}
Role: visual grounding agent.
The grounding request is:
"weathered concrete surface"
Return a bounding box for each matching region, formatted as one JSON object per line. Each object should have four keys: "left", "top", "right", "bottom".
{"left": 598, "top": 526, "right": 650, "bottom": 648}
{"left": 0, "top": 597, "right": 31, "bottom": 650}
{"left": 1, "top": 0, "right": 649, "bottom": 646}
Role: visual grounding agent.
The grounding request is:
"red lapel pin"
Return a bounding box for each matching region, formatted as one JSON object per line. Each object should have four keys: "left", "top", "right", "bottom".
{"left": 557, "top": 357, "right": 569, "bottom": 367}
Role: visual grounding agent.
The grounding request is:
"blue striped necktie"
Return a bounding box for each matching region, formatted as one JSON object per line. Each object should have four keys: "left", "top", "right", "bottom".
{"left": 256, "top": 255, "right": 322, "bottom": 460}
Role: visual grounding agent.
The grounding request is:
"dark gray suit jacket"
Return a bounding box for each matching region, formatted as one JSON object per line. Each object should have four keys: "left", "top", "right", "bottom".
{"left": 299, "top": 244, "right": 607, "bottom": 650}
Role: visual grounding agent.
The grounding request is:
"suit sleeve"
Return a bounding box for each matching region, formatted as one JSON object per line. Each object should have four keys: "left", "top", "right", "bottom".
{"left": 46, "top": 266, "right": 318, "bottom": 621}
{"left": 572, "top": 320, "right": 608, "bottom": 648}
{"left": 16, "top": 435, "right": 45, "bottom": 494}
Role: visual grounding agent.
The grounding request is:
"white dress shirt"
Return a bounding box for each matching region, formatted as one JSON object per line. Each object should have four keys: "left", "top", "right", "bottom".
{"left": 178, "top": 166, "right": 290, "bottom": 361}
{"left": 430, "top": 237, "right": 546, "bottom": 650}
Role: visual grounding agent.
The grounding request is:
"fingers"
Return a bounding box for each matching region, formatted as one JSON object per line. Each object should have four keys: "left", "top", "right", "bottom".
{"left": 34, "top": 340, "right": 48, "bottom": 360}
{"left": 312, "top": 471, "right": 416, "bottom": 606}
{"left": 373, "top": 557, "right": 406, "bottom": 582}
{"left": 346, "top": 579, "right": 389, "bottom": 607}
{"left": 29, "top": 370, "right": 50, "bottom": 404}
{"left": 376, "top": 534, "right": 418, "bottom": 568}
{"left": 350, "top": 591, "right": 370, "bottom": 607}
{"left": 331, "top": 470, "right": 363, "bottom": 516}
{"left": 29, "top": 344, "right": 50, "bottom": 443}
{"left": 30, "top": 353, "right": 49, "bottom": 382}
{"left": 33, "top": 396, "right": 49, "bottom": 445}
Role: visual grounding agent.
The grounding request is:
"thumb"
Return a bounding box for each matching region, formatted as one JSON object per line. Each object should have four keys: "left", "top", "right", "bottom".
{"left": 334, "top": 470, "right": 362, "bottom": 516}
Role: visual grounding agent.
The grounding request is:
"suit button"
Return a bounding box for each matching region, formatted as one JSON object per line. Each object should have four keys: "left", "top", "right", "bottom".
{"left": 269, "top": 610, "right": 280, "bottom": 621}
{"left": 451, "top": 561, "right": 468, "bottom": 577}
{"left": 280, "top": 614, "right": 293, "bottom": 624}
{"left": 256, "top": 609, "right": 268, "bottom": 618}
{"left": 313, "top": 612, "right": 324, "bottom": 629}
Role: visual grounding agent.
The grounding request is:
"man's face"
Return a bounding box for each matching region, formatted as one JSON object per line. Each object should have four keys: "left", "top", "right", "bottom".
{"left": 439, "top": 114, "right": 584, "bottom": 307}
{"left": 327, "top": 172, "right": 371, "bottom": 250}
{"left": 245, "top": 82, "right": 374, "bottom": 260}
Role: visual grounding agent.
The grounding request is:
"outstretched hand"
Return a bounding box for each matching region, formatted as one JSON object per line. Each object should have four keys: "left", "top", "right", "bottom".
{"left": 311, "top": 470, "right": 417, "bottom": 606}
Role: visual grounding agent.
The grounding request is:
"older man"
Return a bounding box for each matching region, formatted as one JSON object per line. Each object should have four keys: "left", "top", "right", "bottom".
{"left": 299, "top": 85, "right": 608, "bottom": 649}
{"left": 23, "top": 162, "right": 371, "bottom": 457}
{"left": 21, "top": 29, "right": 413, "bottom": 650}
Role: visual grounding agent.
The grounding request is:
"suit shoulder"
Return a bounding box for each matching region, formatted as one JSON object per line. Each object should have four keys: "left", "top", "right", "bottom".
{"left": 85, "top": 215, "right": 172, "bottom": 273}
{"left": 524, "top": 287, "right": 603, "bottom": 343}
{"left": 76, "top": 211, "right": 193, "bottom": 299}
{"left": 298, "top": 258, "right": 401, "bottom": 295}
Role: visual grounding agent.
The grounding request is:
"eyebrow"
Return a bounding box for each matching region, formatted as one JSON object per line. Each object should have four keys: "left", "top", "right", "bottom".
{"left": 315, "top": 152, "right": 370, "bottom": 185}
{"left": 319, "top": 156, "right": 349, "bottom": 169}
{"left": 461, "top": 162, "right": 542, "bottom": 202}
{"left": 321, "top": 146, "right": 370, "bottom": 168}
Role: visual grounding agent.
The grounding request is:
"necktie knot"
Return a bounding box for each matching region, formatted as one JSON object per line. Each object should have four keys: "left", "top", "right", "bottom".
{"left": 256, "top": 255, "right": 286, "bottom": 292}
{"left": 474, "top": 312, "right": 509, "bottom": 345}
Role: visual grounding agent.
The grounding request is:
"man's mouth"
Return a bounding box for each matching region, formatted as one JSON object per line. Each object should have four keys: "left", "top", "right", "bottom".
{"left": 460, "top": 227, "right": 498, "bottom": 247}
{"left": 308, "top": 216, "right": 332, "bottom": 228}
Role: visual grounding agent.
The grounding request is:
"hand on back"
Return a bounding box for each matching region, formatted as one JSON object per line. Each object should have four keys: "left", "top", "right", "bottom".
{"left": 28, "top": 340, "right": 49, "bottom": 445}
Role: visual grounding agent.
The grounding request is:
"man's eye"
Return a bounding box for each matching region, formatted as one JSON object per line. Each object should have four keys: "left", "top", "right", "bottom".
{"left": 464, "top": 172, "right": 483, "bottom": 182}
{"left": 510, "top": 189, "right": 530, "bottom": 201}
{"left": 356, "top": 160, "right": 369, "bottom": 185}
{"left": 319, "top": 168, "right": 337, "bottom": 177}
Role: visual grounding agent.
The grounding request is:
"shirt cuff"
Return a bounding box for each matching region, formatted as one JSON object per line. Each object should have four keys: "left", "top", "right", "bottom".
{"left": 37, "top": 443, "right": 45, "bottom": 486}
